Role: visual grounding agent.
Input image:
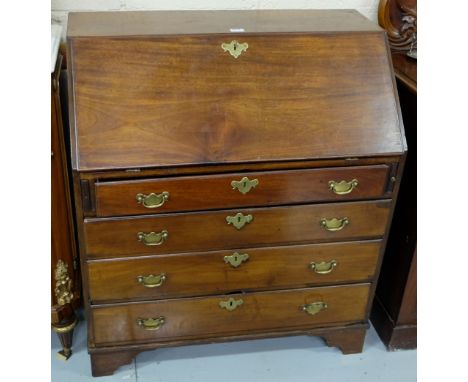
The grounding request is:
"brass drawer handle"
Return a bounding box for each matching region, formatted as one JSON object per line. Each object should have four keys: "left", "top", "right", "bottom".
{"left": 221, "top": 40, "right": 248, "bottom": 58}
{"left": 224, "top": 252, "right": 249, "bottom": 268}
{"left": 136, "top": 192, "right": 169, "bottom": 208}
{"left": 137, "top": 230, "right": 169, "bottom": 246}
{"left": 231, "top": 177, "right": 259, "bottom": 195}
{"left": 226, "top": 213, "right": 253, "bottom": 230}
{"left": 310, "top": 260, "right": 337, "bottom": 274}
{"left": 320, "top": 217, "right": 349, "bottom": 232}
{"left": 136, "top": 317, "right": 165, "bottom": 331}
{"left": 328, "top": 179, "right": 358, "bottom": 195}
{"left": 137, "top": 273, "right": 166, "bottom": 288}
{"left": 219, "top": 297, "right": 243, "bottom": 311}
{"left": 302, "top": 302, "right": 328, "bottom": 316}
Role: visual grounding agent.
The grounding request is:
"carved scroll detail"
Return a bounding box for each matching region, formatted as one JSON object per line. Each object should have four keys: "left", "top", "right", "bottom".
{"left": 378, "top": 0, "right": 417, "bottom": 57}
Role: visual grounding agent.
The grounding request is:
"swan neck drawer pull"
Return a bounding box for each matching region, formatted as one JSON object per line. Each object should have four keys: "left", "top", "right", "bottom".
{"left": 231, "top": 177, "right": 259, "bottom": 194}
{"left": 320, "top": 217, "right": 349, "bottom": 232}
{"left": 310, "top": 260, "right": 338, "bottom": 274}
{"left": 137, "top": 273, "right": 166, "bottom": 288}
{"left": 219, "top": 298, "right": 244, "bottom": 311}
{"left": 224, "top": 252, "right": 250, "bottom": 268}
{"left": 328, "top": 179, "right": 358, "bottom": 195}
{"left": 226, "top": 213, "right": 253, "bottom": 230}
{"left": 137, "top": 230, "right": 169, "bottom": 246}
{"left": 302, "top": 302, "right": 328, "bottom": 316}
{"left": 136, "top": 317, "right": 165, "bottom": 331}
{"left": 136, "top": 192, "right": 169, "bottom": 208}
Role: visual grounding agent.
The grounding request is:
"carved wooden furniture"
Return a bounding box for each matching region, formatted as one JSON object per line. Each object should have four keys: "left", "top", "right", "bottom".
{"left": 371, "top": 0, "right": 417, "bottom": 350}
{"left": 67, "top": 10, "right": 406, "bottom": 376}
{"left": 51, "top": 24, "right": 80, "bottom": 360}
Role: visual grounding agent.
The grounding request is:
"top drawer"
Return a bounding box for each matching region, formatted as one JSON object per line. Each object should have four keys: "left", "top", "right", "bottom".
{"left": 95, "top": 165, "right": 390, "bottom": 217}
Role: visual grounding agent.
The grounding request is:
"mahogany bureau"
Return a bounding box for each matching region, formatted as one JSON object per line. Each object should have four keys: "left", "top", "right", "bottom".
{"left": 67, "top": 10, "right": 407, "bottom": 376}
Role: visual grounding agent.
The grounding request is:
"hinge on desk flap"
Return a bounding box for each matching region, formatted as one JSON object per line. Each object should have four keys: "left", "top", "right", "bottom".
{"left": 385, "top": 163, "right": 398, "bottom": 193}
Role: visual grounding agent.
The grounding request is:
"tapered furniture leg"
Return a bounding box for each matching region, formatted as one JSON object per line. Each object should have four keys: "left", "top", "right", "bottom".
{"left": 52, "top": 314, "right": 78, "bottom": 360}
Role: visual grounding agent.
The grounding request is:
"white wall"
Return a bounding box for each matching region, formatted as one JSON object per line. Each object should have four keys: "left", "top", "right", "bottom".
{"left": 52, "top": 0, "right": 380, "bottom": 38}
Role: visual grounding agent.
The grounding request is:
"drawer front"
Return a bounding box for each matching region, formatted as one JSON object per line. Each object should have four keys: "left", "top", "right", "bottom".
{"left": 95, "top": 166, "right": 390, "bottom": 217}
{"left": 88, "top": 241, "right": 380, "bottom": 302}
{"left": 92, "top": 284, "right": 370, "bottom": 345}
{"left": 84, "top": 200, "right": 391, "bottom": 258}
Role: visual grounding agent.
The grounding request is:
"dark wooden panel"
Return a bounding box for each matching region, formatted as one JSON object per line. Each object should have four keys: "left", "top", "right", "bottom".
{"left": 67, "top": 9, "right": 381, "bottom": 37}
{"left": 70, "top": 33, "right": 403, "bottom": 170}
{"left": 84, "top": 200, "right": 392, "bottom": 258}
{"left": 87, "top": 241, "right": 381, "bottom": 302}
{"left": 91, "top": 284, "right": 370, "bottom": 346}
{"left": 371, "top": 293, "right": 417, "bottom": 350}
{"left": 370, "top": 25, "right": 416, "bottom": 346}
{"left": 52, "top": 56, "right": 80, "bottom": 360}
{"left": 95, "top": 165, "right": 390, "bottom": 217}
{"left": 397, "top": 249, "right": 416, "bottom": 325}
{"left": 392, "top": 54, "right": 416, "bottom": 93}
{"left": 372, "top": 79, "right": 416, "bottom": 324}
{"left": 51, "top": 57, "right": 79, "bottom": 317}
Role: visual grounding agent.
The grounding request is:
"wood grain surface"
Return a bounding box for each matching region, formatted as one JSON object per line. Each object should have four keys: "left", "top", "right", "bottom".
{"left": 91, "top": 284, "right": 370, "bottom": 346}
{"left": 70, "top": 33, "right": 403, "bottom": 170}
{"left": 84, "top": 200, "right": 391, "bottom": 258}
{"left": 95, "top": 165, "right": 390, "bottom": 217}
{"left": 66, "top": 10, "right": 407, "bottom": 374}
{"left": 87, "top": 240, "right": 381, "bottom": 302}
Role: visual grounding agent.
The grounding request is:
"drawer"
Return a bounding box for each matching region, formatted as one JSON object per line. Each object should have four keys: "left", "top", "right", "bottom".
{"left": 91, "top": 283, "right": 370, "bottom": 346}
{"left": 95, "top": 166, "right": 390, "bottom": 217}
{"left": 88, "top": 241, "right": 380, "bottom": 302}
{"left": 84, "top": 200, "right": 391, "bottom": 258}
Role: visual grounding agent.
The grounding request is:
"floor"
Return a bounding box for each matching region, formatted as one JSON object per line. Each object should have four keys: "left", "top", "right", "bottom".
{"left": 52, "top": 315, "right": 416, "bottom": 382}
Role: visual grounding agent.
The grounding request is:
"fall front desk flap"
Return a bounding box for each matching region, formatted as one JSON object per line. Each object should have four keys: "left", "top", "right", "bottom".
{"left": 67, "top": 10, "right": 406, "bottom": 171}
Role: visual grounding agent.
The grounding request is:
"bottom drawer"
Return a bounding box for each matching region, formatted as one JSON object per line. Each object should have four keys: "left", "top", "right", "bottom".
{"left": 92, "top": 284, "right": 370, "bottom": 346}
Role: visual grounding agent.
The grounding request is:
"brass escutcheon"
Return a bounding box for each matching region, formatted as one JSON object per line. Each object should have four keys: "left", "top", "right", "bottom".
{"left": 136, "top": 192, "right": 169, "bottom": 208}
{"left": 302, "top": 302, "right": 328, "bottom": 316}
{"left": 309, "top": 260, "right": 338, "bottom": 274}
{"left": 320, "top": 217, "right": 349, "bottom": 232}
{"left": 231, "top": 177, "right": 259, "bottom": 195}
{"left": 137, "top": 230, "right": 169, "bottom": 246}
{"left": 226, "top": 213, "right": 253, "bottom": 230}
{"left": 219, "top": 297, "right": 244, "bottom": 311}
{"left": 328, "top": 179, "right": 358, "bottom": 195}
{"left": 221, "top": 40, "right": 249, "bottom": 58}
{"left": 224, "top": 252, "right": 249, "bottom": 268}
{"left": 136, "top": 317, "right": 165, "bottom": 331}
{"left": 137, "top": 273, "right": 166, "bottom": 288}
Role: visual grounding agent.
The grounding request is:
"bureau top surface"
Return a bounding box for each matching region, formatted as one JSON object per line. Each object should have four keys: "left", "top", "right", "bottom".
{"left": 68, "top": 10, "right": 405, "bottom": 171}
{"left": 67, "top": 9, "right": 381, "bottom": 37}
